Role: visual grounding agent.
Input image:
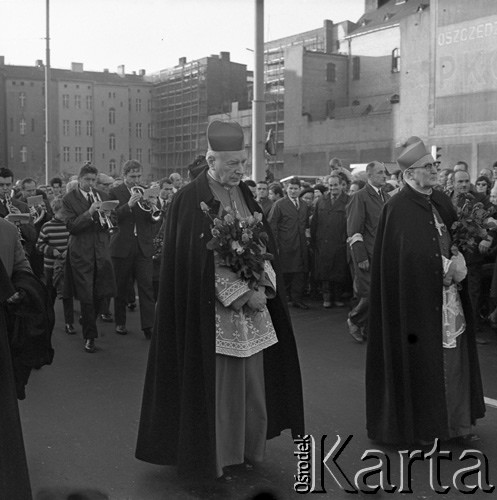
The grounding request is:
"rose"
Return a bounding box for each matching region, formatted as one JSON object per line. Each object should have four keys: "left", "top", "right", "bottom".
{"left": 200, "top": 201, "right": 209, "bottom": 212}
{"left": 212, "top": 228, "right": 221, "bottom": 237}
{"left": 224, "top": 213, "right": 234, "bottom": 224}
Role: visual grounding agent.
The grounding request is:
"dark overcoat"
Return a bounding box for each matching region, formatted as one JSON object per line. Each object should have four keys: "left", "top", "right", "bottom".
{"left": 366, "top": 184, "right": 485, "bottom": 444}
{"left": 61, "top": 189, "right": 116, "bottom": 303}
{"left": 268, "top": 196, "right": 310, "bottom": 273}
{"left": 135, "top": 170, "right": 305, "bottom": 477}
{"left": 310, "top": 192, "right": 349, "bottom": 282}
{"left": 0, "top": 252, "right": 32, "bottom": 499}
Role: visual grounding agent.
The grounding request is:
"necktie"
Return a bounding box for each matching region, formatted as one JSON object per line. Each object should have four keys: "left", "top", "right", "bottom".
{"left": 379, "top": 190, "right": 385, "bottom": 203}
{"left": 294, "top": 198, "right": 299, "bottom": 209}
{"left": 87, "top": 192, "right": 94, "bottom": 205}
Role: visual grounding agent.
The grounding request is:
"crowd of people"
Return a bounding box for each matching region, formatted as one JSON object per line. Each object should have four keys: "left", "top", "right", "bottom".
{"left": 0, "top": 122, "right": 495, "bottom": 493}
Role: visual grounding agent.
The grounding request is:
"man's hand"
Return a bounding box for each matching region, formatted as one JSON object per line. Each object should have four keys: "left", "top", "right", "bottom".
{"left": 479, "top": 239, "right": 492, "bottom": 254}
{"left": 246, "top": 287, "right": 267, "bottom": 312}
{"left": 89, "top": 200, "right": 102, "bottom": 216}
{"left": 358, "top": 259, "right": 369, "bottom": 271}
{"left": 128, "top": 192, "right": 142, "bottom": 208}
{"left": 8, "top": 205, "right": 21, "bottom": 215}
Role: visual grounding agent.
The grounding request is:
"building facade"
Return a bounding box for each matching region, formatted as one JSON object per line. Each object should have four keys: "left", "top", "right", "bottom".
{"left": 0, "top": 59, "right": 153, "bottom": 183}
{"left": 149, "top": 52, "right": 248, "bottom": 179}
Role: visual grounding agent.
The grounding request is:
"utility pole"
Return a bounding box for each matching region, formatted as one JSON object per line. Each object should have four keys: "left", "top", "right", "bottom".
{"left": 45, "top": 0, "right": 51, "bottom": 183}
{"left": 252, "top": 0, "right": 265, "bottom": 182}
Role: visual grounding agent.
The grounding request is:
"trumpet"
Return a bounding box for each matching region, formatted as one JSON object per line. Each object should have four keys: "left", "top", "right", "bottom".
{"left": 130, "top": 186, "right": 161, "bottom": 221}
{"left": 29, "top": 204, "right": 46, "bottom": 225}
{"left": 97, "top": 208, "right": 117, "bottom": 234}
{"left": 4, "top": 194, "right": 26, "bottom": 244}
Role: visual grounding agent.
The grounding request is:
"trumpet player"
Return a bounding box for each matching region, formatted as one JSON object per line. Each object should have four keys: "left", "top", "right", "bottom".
{"left": 0, "top": 168, "right": 38, "bottom": 270}
{"left": 19, "top": 177, "right": 53, "bottom": 278}
{"left": 109, "top": 159, "right": 158, "bottom": 339}
{"left": 61, "top": 163, "right": 116, "bottom": 353}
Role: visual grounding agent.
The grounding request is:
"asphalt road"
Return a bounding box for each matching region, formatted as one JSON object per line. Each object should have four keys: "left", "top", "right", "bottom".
{"left": 19, "top": 298, "right": 497, "bottom": 500}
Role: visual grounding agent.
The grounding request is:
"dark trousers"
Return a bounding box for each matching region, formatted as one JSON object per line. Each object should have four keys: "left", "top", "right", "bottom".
{"left": 113, "top": 239, "right": 155, "bottom": 330}
{"left": 45, "top": 268, "right": 74, "bottom": 325}
{"left": 283, "top": 272, "right": 306, "bottom": 303}
{"left": 81, "top": 300, "right": 104, "bottom": 340}
{"left": 349, "top": 264, "right": 370, "bottom": 328}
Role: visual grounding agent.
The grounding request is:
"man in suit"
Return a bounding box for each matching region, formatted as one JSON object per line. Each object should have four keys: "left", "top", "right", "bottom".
{"left": 61, "top": 163, "right": 116, "bottom": 353}
{"left": 109, "top": 160, "right": 159, "bottom": 339}
{"left": 0, "top": 168, "right": 38, "bottom": 271}
{"left": 256, "top": 180, "right": 273, "bottom": 217}
{"left": 268, "top": 177, "right": 311, "bottom": 309}
{"left": 346, "top": 161, "right": 387, "bottom": 342}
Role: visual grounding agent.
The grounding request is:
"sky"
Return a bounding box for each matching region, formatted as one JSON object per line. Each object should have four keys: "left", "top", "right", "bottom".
{"left": 0, "top": 0, "right": 365, "bottom": 74}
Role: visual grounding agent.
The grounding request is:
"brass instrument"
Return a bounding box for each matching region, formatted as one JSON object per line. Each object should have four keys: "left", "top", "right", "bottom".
{"left": 26, "top": 195, "right": 46, "bottom": 225}
{"left": 88, "top": 190, "right": 117, "bottom": 233}
{"left": 4, "top": 194, "right": 26, "bottom": 244}
{"left": 130, "top": 186, "right": 161, "bottom": 221}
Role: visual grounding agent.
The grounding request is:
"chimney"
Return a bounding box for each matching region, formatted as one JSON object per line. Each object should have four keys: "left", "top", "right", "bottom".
{"left": 0, "top": 55, "right": 4, "bottom": 66}
{"left": 117, "top": 64, "right": 125, "bottom": 76}
{"left": 103, "top": 68, "right": 109, "bottom": 73}
{"left": 139, "top": 69, "right": 146, "bottom": 76}
{"left": 35, "top": 59, "right": 44, "bottom": 67}
{"left": 179, "top": 57, "right": 187, "bottom": 65}
{"left": 220, "top": 51, "right": 230, "bottom": 61}
{"left": 71, "top": 62, "right": 84, "bottom": 72}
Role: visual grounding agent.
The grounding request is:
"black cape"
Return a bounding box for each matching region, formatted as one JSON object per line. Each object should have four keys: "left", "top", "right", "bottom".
{"left": 136, "top": 171, "right": 305, "bottom": 477}
{"left": 366, "top": 184, "right": 485, "bottom": 444}
{"left": 0, "top": 260, "right": 32, "bottom": 499}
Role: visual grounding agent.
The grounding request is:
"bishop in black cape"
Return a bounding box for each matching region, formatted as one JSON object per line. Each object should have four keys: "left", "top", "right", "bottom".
{"left": 136, "top": 169, "right": 305, "bottom": 477}
{"left": 366, "top": 183, "right": 485, "bottom": 445}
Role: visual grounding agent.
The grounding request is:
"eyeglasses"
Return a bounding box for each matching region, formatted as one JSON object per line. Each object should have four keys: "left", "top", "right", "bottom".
{"left": 476, "top": 182, "right": 488, "bottom": 187}
{"left": 408, "top": 163, "right": 440, "bottom": 172}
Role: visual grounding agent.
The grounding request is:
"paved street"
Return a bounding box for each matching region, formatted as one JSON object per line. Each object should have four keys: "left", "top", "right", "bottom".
{"left": 20, "top": 298, "right": 497, "bottom": 499}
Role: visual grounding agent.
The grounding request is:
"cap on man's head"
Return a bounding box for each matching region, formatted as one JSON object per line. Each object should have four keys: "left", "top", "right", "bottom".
{"left": 396, "top": 136, "right": 435, "bottom": 172}
{"left": 207, "top": 120, "right": 244, "bottom": 152}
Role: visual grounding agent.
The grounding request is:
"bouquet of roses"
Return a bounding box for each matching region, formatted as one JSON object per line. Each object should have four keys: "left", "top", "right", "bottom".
{"left": 200, "top": 202, "right": 273, "bottom": 290}
{"left": 451, "top": 195, "right": 496, "bottom": 253}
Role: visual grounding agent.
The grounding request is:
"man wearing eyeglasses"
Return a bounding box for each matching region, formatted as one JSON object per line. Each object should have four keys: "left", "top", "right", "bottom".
{"left": 366, "top": 136, "right": 485, "bottom": 447}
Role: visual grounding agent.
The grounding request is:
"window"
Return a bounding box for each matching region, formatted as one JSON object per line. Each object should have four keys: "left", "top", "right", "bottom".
{"left": 352, "top": 56, "right": 360, "bottom": 80}
{"left": 86, "top": 147, "right": 93, "bottom": 162}
{"left": 109, "top": 134, "right": 116, "bottom": 150}
{"left": 136, "top": 148, "right": 142, "bottom": 162}
{"left": 136, "top": 123, "right": 142, "bottom": 138}
{"left": 20, "top": 119, "right": 26, "bottom": 135}
{"left": 109, "top": 108, "right": 116, "bottom": 125}
{"left": 326, "top": 63, "right": 336, "bottom": 82}
{"left": 62, "top": 94, "right": 69, "bottom": 108}
{"left": 148, "top": 123, "right": 152, "bottom": 138}
{"left": 109, "top": 159, "right": 116, "bottom": 174}
{"left": 75, "top": 95, "right": 81, "bottom": 108}
{"left": 31, "top": 119, "right": 35, "bottom": 132}
{"left": 63, "top": 147, "right": 70, "bottom": 162}
{"left": 391, "top": 48, "right": 400, "bottom": 73}
{"left": 63, "top": 120, "right": 70, "bottom": 136}
{"left": 86, "top": 95, "right": 93, "bottom": 110}
{"left": 147, "top": 99, "right": 152, "bottom": 112}
{"left": 148, "top": 149, "right": 151, "bottom": 164}
{"left": 87, "top": 120, "right": 93, "bottom": 136}
{"left": 75, "top": 120, "right": 82, "bottom": 136}
{"left": 75, "top": 146, "right": 82, "bottom": 162}
{"left": 19, "top": 92, "right": 26, "bottom": 108}
{"left": 136, "top": 98, "right": 141, "bottom": 112}
{"left": 10, "top": 117, "right": 14, "bottom": 132}
{"left": 20, "top": 146, "right": 28, "bottom": 163}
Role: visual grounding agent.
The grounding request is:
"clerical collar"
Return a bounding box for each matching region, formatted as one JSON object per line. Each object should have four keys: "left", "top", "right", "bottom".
{"left": 207, "top": 169, "right": 234, "bottom": 191}
{"left": 406, "top": 182, "right": 433, "bottom": 200}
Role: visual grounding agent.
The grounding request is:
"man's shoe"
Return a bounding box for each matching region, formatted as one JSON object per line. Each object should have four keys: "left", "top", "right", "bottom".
{"left": 127, "top": 302, "right": 137, "bottom": 311}
{"left": 115, "top": 325, "right": 128, "bottom": 335}
{"left": 334, "top": 301, "right": 345, "bottom": 307}
{"left": 84, "top": 339, "right": 96, "bottom": 353}
{"left": 292, "top": 301, "right": 309, "bottom": 310}
{"left": 347, "top": 318, "right": 364, "bottom": 343}
{"left": 476, "top": 337, "right": 488, "bottom": 345}
{"left": 100, "top": 313, "right": 113, "bottom": 323}
{"left": 323, "top": 301, "right": 332, "bottom": 308}
{"left": 143, "top": 327, "right": 152, "bottom": 340}
{"left": 65, "top": 324, "right": 76, "bottom": 335}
